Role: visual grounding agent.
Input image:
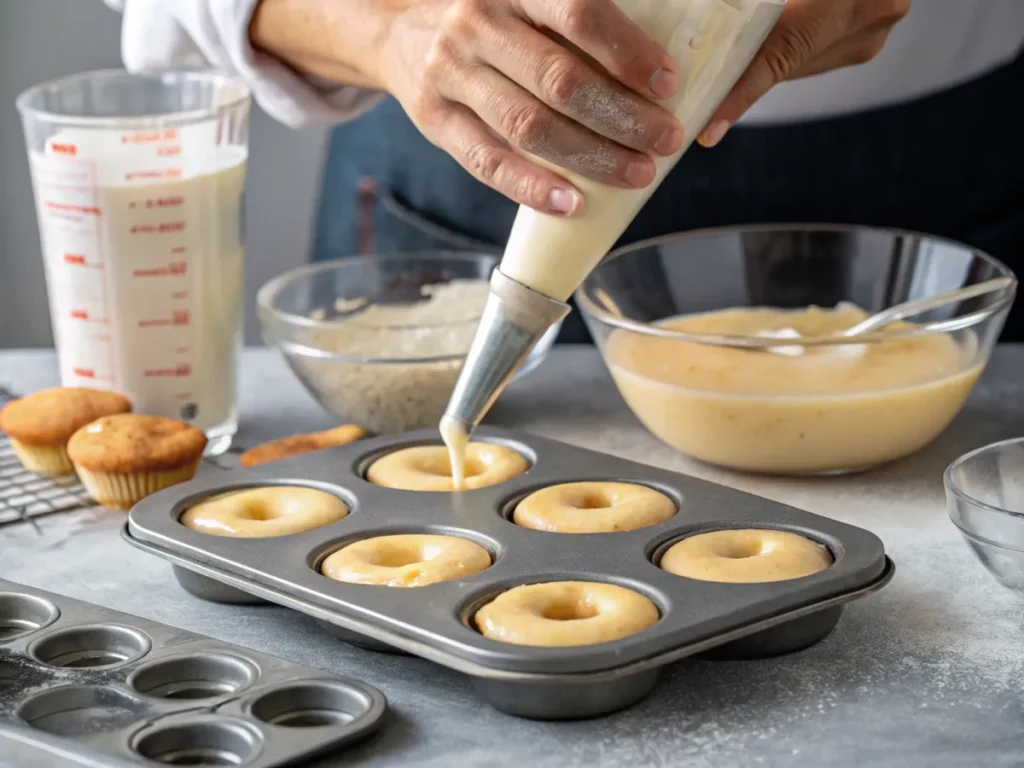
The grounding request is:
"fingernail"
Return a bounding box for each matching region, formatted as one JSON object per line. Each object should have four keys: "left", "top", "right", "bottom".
{"left": 548, "top": 188, "right": 582, "bottom": 215}
{"left": 650, "top": 68, "right": 678, "bottom": 99}
{"left": 700, "top": 119, "right": 730, "bottom": 148}
{"left": 624, "top": 160, "right": 654, "bottom": 188}
{"left": 654, "top": 126, "right": 684, "bottom": 155}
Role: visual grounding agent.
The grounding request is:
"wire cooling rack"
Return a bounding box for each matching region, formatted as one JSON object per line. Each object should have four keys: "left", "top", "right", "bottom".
{"left": 0, "top": 386, "right": 94, "bottom": 527}
{"left": 0, "top": 386, "right": 243, "bottom": 528}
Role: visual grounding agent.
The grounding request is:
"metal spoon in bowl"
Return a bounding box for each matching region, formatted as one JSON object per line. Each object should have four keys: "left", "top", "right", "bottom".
{"left": 837, "top": 276, "right": 1014, "bottom": 337}
{"left": 760, "top": 276, "right": 1015, "bottom": 356}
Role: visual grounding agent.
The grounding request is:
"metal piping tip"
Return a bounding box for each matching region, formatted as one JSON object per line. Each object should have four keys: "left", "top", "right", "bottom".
{"left": 441, "top": 269, "right": 571, "bottom": 439}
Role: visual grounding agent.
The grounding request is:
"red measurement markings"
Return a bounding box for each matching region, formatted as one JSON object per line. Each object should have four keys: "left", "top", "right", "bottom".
{"left": 171, "top": 291, "right": 189, "bottom": 300}
{"left": 50, "top": 143, "right": 77, "bottom": 156}
{"left": 45, "top": 201, "right": 100, "bottom": 216}
{"left": 72, "top": 367, "right": 94, "bottom": 378}
{"left": 175, "top": 347, "right": 190, "bottom": 355}
{"left": 152, "top": 196, "right": 183, "bottom": 208}
{"left": 175, "top": 392, "right": 194, "bottom": 400}
{"left": 171, "top": 246, "right": 187, "bottom": 255}
{"left": 130, "top": 221, "right": 186, "bottom": 235}
{"left": 69, "top": 310, "right": 109, "bottom": 324}
{"left": 124, "top": 169, "right": 182, "bottom": 182}
{"left": 129, "top": 196, "right": 184, "bottom": 210}
{"left": 143, "top": 362, "right": 192, "bottom": 378}
{"left": 157, "top": 145, "right": 182, "bottom": 157}
{"left": 63, "top": 253, "right": 104, "bottom": 270}
{"left": 120, "top": 129, "right": 179, "bottom": 144}
{"left": 137, "top": 310, "right": 190, "bottom": 328}
{"left": 132, "top": 261, "right": 189, "bottom": 278}
{"left": 87, "top": 158, "right": 117, "bottom": 389}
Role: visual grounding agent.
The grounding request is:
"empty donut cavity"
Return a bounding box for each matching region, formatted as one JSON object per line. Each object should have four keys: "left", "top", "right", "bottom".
{"left": 248, "top": 680, "right": 378, "bottom": 728}
{"left": 132, "top": 718, "right": 262, "bottom": 766}
{"left": 18, "top": 685, "right": 146, "bottom": 736}
{"left": 0, "top": 593, "right": 59, "bottom": 642}
{"left": 129, "top": 654, "right": 257, "bottom": 700}
{"left": 29, "top": 624, "right": 150, "bottom": 670}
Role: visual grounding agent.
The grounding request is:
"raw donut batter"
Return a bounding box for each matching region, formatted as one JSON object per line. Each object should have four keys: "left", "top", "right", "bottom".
{"left": 660, "top": 529, "right": 832, "bottom": 583}
{"left": 475, "top": 581, "right": 659, "bottom": 647}
{"left": 367, "top": 442, "right": 528, "bottom": 491}
{"left": 180, "top": 486, "right": 348, "bottom": 537}
{"left": 513, "top": 482, "right": 676, "bottom": 533}
{"left": 604, "top": 304, "right": 981, "bottom": 473}
{"left": 321, "top": 534, "right": 491, "bottom": 587}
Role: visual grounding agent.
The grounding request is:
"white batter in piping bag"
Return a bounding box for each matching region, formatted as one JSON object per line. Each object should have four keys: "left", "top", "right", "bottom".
{"left": 441, "top": 0, "right": 786, "bottom": 487}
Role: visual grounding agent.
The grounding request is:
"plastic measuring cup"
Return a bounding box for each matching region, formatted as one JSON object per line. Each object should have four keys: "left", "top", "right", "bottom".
{"left": 17, "top": 70, "right": 251, "bottom": 455}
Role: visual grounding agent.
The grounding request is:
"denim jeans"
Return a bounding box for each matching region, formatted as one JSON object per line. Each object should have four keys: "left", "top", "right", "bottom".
{"left": 312, "top": 53, "right": 1024, "bottom": 343}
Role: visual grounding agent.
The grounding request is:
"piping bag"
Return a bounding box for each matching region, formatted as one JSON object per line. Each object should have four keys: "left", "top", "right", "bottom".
{"left": 440, "top": 0, "right": 786, "bottom": 458}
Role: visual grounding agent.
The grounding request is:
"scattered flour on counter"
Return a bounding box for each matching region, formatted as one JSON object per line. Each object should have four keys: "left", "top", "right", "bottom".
{"left": 294, "top": 280, "right": 491, "bottom": 433}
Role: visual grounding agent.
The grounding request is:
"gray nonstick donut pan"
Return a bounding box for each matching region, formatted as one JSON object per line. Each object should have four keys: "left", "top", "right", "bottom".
{"left": 124, "top": 427, "right": 893, "bottom": 720}
{"left": 0, "top": 577, "right": 386, "bottom": 766}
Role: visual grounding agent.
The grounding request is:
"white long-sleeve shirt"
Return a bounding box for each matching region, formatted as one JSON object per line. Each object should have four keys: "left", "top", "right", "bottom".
{"left": 103, "top": 0, "right": 1024, "bottom": 129}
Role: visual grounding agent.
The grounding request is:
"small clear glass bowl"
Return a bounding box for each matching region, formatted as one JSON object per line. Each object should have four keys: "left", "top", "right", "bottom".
{"left": 946, "top": 438, "right": 1024, "bottom": 592}
{"left": 257, "top": 253, "right": 560, "bottom": 434}
{"left": 577, "top": 225, "right": 1016, "bottom": 475}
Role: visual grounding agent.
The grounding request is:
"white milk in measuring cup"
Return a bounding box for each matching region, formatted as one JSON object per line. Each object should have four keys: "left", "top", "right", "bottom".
{"left": 28, "top": 122, "right": 246, "bottom": 441}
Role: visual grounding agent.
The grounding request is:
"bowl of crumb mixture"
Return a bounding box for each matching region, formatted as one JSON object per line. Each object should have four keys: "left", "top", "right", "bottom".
{"left": 257, "top": 253, "right": 560, "bottom": 433}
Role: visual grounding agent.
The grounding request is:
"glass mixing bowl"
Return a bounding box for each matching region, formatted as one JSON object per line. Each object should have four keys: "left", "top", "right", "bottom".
{"left": 577, "top": 225, "right": 1016, "bottom": 475}
{"left": 946, "top": 438, "right": 1024, "bottom": 592}
{"left": 258, "top": 253, "right": 560, "bottom": 434}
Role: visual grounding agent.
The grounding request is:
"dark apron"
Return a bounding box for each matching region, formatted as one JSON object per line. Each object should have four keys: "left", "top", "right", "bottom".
{"left": 311, "top": 53, "right": 1024, "bottom": 343}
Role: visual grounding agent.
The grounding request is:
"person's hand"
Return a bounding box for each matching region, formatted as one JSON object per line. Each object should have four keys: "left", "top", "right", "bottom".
{"left": 373, "top": 0, "right": 688, "bottom": 216}
{"left": 698, "top": 0, "right": 913, "bottom": 148}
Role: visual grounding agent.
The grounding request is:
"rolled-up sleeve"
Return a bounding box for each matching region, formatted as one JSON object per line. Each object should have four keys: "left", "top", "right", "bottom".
{"left": 103, "top": 0, "right": 383, "bottom": 128}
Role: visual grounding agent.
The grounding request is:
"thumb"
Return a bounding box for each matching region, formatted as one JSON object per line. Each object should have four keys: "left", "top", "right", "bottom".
{"left": 698, "top": 24, "right": 818, "bottom": 148}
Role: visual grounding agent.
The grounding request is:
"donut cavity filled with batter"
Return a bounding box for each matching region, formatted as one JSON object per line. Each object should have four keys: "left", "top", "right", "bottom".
{"left": 366, "top": 442, "right": 528, "bottom": 491}
{"left": 512, "top": 481, "right": 676, "bottom": 533}
{"left": 179, "top": 486, "right": 349, "bottom": 538}
{"left": 659, "top": 529, "right": 833, "bottom": 583}
{"left": 474, "top": 581, "right": 659, "bottom": 647}
{"left": 321, "top": 534, "right": 492, "bottom": 587}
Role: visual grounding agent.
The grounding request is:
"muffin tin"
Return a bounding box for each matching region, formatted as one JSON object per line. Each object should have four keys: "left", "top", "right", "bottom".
{"left": 124, "top": 427, "right": 893, "bottom": 720}
{"left": 0, "top": 577, "right": 386, "bottom": 765}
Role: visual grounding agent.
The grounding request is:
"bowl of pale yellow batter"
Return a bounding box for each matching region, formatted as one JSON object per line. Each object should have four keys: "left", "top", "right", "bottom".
{"left": 947, "top": 437, "right": 1024, "bottom": 592}
{"left": 577, "top": 225, "right": 1016, "bottom": 475}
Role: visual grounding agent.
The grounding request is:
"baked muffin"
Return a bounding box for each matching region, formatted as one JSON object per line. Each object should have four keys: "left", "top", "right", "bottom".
{"left": 67, "top": 414, "right": 207, "bottom": 510}
{"left": 0, "top": 387, "right": 132, "bottom": 476}
{"left": 239, "top": 424, "right": 367, "bottom": 467}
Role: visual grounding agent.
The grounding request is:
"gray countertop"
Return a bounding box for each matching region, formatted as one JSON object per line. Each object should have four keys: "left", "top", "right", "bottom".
{"left": 2, "top": 346, "right": 1024, "bottom": 767}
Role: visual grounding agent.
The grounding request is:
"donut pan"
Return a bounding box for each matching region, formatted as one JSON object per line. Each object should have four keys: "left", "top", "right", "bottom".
{"left": 124, "top": 427, "right": 893, "bottom": 720}
{"left": 0, "top": 577, "right": 386, "bottom": 766}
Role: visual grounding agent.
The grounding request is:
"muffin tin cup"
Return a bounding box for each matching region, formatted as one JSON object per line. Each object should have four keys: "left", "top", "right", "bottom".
{"left": 125, "top": 427, "right": 892, "bottom": 719}
{"left": 0, "top": 578, "right": 387, "bottom": 767}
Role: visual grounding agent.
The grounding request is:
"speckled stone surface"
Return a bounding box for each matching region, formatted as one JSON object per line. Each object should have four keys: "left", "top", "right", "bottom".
{"left": 2, "top": 346, "right": 1024, "bottom": 767}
